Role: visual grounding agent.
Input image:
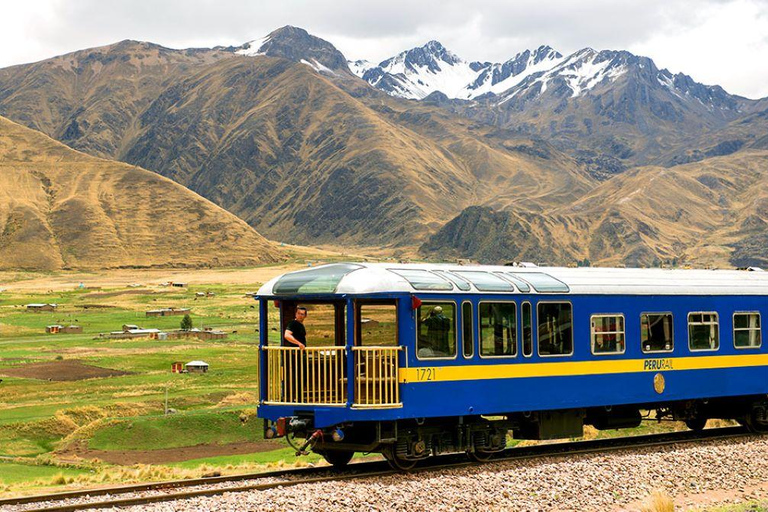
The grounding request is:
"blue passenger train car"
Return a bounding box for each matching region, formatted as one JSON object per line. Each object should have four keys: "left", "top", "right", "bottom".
{"left": 256, "top": 263, "right": 768, "bottom": 469}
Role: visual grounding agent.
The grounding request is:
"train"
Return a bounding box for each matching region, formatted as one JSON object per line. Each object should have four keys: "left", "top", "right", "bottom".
{"left": 255, "top": 262, "right": 768, "bottom": 470}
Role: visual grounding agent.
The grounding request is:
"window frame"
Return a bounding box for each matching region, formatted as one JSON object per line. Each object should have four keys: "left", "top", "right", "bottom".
{"left": 478, "top": 300, "right": 519, "bottom": 359}
{"left": 414, "top": 300, "right": 459, "bottom": 361}
{"left": 521, "top": 301, "right": 533, "bottom": 358}
{"left": 640, "top": 311, "right": 675, "bottom": 354}
{"left": 536, "top": 300, "right": 575, "bottom": 358}
{"left": 733, "top": 311, "right": 762, "bottom": 350}
{"left": 355, "top": 300, "right": 399, "bottom": 348}
{"left": 462, "top": 300, "right": 474, "bottom": 359}
{"left": 590, "top": 313, "right": 626, "bottom": 356}
{"left": 687, "top": 311, "right": 720, "bottom": 352}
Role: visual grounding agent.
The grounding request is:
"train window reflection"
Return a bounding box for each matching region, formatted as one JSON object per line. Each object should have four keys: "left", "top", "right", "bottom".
{"left": 641, "top": 313, "right": 674, "bottom": 353}
{"left": 734, "top": 312, "right": 761, "bottom": 349}
{"left": 538, "top": 302, "right": 573, "bottom": 356}
{"left": 462, "top": 302, "right": 474, "bottom": 358}
{"left": 522, "top": 302, "right": 533, "bottom": 357}
{"left": 479, "top": 302, "right": 517, "bottom": 357}
{"left": 688, "top": 312, "right": 719, "bottom": 351}
{"left": 591, "top": 314, "right": 625, "bottom": 355}
{"left": 416, "top": 302, "right": 457, "bottom": 359}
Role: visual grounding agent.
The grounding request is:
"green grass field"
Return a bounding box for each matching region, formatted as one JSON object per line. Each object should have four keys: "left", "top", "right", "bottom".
{"left": 0, "top": 265, "right": 319, "bottom": 495}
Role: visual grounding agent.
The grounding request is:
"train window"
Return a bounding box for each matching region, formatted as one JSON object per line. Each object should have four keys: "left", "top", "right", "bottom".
{"left": 500, "top": 273, "right": 531, "bottom": 292}
{"left": 510, "top": 272, "right": 570, "bottom": 293}
{"left": 591, "top": 314, "right": 625, "bottom": 355}
{"left": 538, "top": 302, "right": 573, "bottom": 356}
{"left": 303, "top": 304, "right": 343, "bottom": 347}
{"left": 358, "top": 303, "right": 398, "bottom": 347}
{"left": 734, "top": 312, "right": 761, "bottom": 349}
{"left": 688, "top": 312, "right": 720, "bottom": 351}
{"left": 416, "top": 302, "right": 457, "bottom": 359}
{"left": 522, "top": 302, "right": 533, "bottom": 357}
{"left": 479, "top": 302, "right": 517, "bottom": 357}
{"left": 641, "top": 313, "right": 674, "bottom": 353}
{"left": 389, "top": 269, "right": 453, "bottom": 291}
{"left": 274, "top": 263, "right": 363, "bottom": 294}
{"left": 462, "top": 302, "right": 474, "bottom": 358}
{"left": 452, "top": 271, "right": 515, "bottom": 292}
{"left": 434, "top": 270, "right": 472, "bottom": 291}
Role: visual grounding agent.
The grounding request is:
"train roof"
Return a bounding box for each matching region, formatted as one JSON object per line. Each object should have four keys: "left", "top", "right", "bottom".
{"left": 257, "top": 263, "right": 768, "bottom": 296}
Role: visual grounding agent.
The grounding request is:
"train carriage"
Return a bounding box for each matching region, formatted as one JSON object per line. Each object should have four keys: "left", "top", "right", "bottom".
{"left": 255, "top": 263, "right": 768, "bottom": 469}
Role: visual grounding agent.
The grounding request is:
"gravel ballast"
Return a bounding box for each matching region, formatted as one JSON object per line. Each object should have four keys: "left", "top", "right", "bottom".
{"left": 121, "top": 435, "right": 768, "bottom": 511}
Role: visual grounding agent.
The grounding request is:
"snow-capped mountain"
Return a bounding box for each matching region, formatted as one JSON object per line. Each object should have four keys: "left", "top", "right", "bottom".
{"left": 353, "top": 41, "right": 479, "bottom": 99}
{"left": 236, "top": 25, "right": 350, "bottom": 73}
{"left": 462, "top": 46, "right": 564, "bottom": 98}
{"left": 351, "top": 41, "right": 738, "bottom": 112}
{"left": 351, "top": 42, "right": 565, "bottom": 100}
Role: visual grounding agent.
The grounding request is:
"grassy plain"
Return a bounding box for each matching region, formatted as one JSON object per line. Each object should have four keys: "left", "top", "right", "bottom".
{"left": 0, "top": 258, "right": 353, "bottom": 496}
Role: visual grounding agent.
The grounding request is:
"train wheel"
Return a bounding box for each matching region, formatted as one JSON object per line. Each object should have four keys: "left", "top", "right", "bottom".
{"left": 684, "top": 418, "right": 707, "bottom": 431}
{"left": 467, "top": 449, "right": 494, "bottom": 463}
{"left": 383, "top": 448, "right": 418, "bottom": 471}
{"left": 743, "top": 412, "right": 768, "bottom": 433}
{"left": 321, "top": 450, "right": 354, "bottom": 469}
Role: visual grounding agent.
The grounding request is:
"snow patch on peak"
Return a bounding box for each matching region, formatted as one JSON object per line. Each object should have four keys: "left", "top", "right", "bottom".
{"left": 349, "top": 59, "right": 375, "bottom": 78}
{"left": 301, "top": 58, "right": 335, "bottom": 74}
{"left": 235, "top": 35, "right": 271, "bottom": 57}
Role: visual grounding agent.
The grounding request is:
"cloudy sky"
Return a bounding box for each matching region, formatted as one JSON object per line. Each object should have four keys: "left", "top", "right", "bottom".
{"left": 5, "top": 0, "right": 768, "bottom": 98}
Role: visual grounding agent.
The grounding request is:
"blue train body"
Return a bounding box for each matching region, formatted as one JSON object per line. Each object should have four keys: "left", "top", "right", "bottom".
{"left": 256, "top": 263, "right": 768, "bottom": 468}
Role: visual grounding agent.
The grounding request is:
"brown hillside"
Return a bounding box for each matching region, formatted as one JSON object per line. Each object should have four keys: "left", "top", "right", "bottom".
{"left": 0, "top": 38, "right": 594, "bottom": 248}
{"left": 0, "top": 116, "right": 283, "bottom": 270}
{"left": 122, "top": 55, "right": 593, "bottom": 246}
{"left": 423, "top": 151, "right": 768, "bottom": 268}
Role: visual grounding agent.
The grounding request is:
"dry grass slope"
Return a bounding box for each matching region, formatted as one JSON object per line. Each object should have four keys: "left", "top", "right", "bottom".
{"left": 423, "top": 150, "right": 768, "bottom": 268}
{"left": 0, "top": 116, "right": 284, "bottom": 270}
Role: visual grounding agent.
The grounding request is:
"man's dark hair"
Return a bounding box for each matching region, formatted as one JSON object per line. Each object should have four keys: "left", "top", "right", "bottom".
{"left": 296, "top": 306, "right": 308, "bottom": 313}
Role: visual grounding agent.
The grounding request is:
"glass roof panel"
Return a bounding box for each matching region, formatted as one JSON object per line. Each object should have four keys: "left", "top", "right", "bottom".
{"left": 434, "top": 270, "right": 472, "bottom": 291}
{"left": 453, "top": 270, "right": 515, "bottom": 292}
{"left": 389, "top": 269, "right": 454, "bottom": 291}
{"left": 273, "top": 263, "right": 363, "bottom": 294}
{"left": 510, "top": 272, "right": 570, "bottom": 293}
{"left": 498, "top": 272, "right": 531, "bottom": 292}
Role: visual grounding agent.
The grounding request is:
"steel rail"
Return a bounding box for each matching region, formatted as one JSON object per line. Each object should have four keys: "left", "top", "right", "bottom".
{"left": 2, "top": 426, "right": 754, "bottom": 512}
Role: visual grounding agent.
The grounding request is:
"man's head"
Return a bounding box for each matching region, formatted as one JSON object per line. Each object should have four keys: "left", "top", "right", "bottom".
{"left": 295, "top": 306, "right": 307, "bottom": 323}
{"left": 433, "top": 306, "right": 443, "bottom": 316}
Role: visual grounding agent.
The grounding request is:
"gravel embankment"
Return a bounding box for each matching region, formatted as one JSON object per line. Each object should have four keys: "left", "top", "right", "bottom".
{"left": 121, "top": 435, "right": 768, "bottom": 512}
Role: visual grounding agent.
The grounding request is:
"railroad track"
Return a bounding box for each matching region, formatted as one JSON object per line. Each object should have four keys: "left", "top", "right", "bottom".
{"left": 0, "top": 426, "right": 753, "bottom": 511}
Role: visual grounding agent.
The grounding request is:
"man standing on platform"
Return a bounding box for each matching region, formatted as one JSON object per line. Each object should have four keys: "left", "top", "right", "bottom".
{"left": 284, "top": 306, "right": 308, "bottom": 349}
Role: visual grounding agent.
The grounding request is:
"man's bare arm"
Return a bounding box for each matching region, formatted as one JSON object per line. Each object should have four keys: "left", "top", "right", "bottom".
{"left": 284, "top": 329, "right": 305, "bottom": 349}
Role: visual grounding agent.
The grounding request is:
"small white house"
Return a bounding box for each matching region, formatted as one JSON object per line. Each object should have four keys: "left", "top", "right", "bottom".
{"left": 186, "top": 360, "right": 209, "bottom": 373}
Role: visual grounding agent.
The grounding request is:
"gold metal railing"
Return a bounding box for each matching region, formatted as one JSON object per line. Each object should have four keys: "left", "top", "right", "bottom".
{"left": 352, "top": 346, "right": 403, "bottom": 408}
{"left": 263, "top": 346, "right": 347, "bottom": 406}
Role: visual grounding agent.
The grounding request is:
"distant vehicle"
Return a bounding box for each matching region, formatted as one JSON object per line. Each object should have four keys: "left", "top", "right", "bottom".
{"left": 255, "top": 263, "right": 768, "bottom": 470}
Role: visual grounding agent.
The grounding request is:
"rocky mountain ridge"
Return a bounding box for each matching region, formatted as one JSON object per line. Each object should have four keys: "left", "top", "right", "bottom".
{"left": 1, "top": 25, "right": 767, "bottom": 268}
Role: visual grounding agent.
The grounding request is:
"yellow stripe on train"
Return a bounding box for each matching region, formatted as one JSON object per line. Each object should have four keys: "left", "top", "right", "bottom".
{"left": 398, "top": 354, "right": 768, "bottom": 383}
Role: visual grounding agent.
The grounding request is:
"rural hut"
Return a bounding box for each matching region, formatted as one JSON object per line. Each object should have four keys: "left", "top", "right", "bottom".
{"left": 61, "top": 325, "right": 83, "bottom": 334}
{"left": 27, "top": 303, "right": 58, "bottom": 312}
{"left": 185, "top": 361, "right": 209, "bottom": 373}
{"left": 146, "top": 307, "right": 191, "bottom": 318}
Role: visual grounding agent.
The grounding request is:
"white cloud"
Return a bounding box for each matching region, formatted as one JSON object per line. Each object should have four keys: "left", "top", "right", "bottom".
{"left": 1, "top": 0, "right": 766, "bottom": 98}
